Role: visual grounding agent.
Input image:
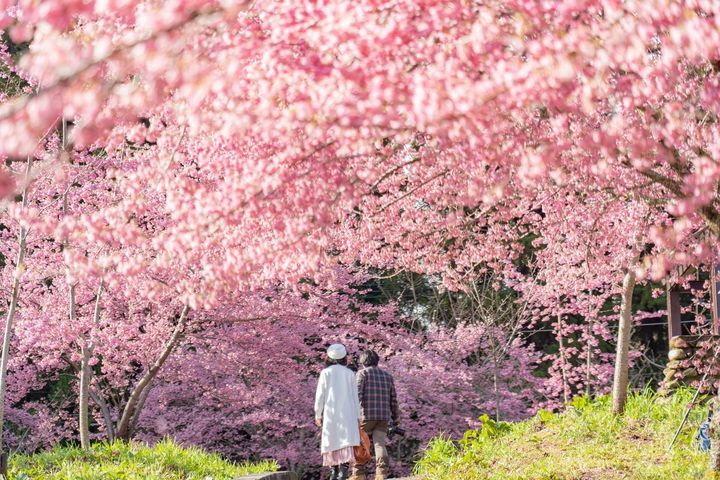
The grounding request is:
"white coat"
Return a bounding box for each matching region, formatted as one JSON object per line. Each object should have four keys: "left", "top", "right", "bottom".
{"left": 314, "top": 364, "right": 361, "bottom": 453}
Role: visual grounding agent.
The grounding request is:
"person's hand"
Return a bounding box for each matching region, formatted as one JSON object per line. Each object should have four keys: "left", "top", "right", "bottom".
{"left": 315, "top": 418, "right": 322, "bottom": 428}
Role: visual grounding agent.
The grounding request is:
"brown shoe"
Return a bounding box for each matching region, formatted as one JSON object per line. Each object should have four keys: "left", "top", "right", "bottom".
{"left": 374, "top": 466, "right": 390, "bottom": 480}
{"left": 349, "top": 473, "right": 367, "bottom": 480}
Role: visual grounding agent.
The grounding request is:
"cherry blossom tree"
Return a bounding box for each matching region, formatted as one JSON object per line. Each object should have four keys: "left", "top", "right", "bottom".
{"left": 3, "top": 0, "right": 720, "bottom": 474}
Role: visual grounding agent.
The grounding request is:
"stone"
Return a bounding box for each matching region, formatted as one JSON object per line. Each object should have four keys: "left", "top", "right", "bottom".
{"left": 237, "top": 472, "right": 299, "bottom": 480}
{"left": 668, "top": 348, "right": 687, "bottom": 361}
{"left": 666, "top": 360, "right": 681, "bottom": 370}
{"left": 670, "top": 336, "right": 690, "bottom": 349}
{"left": 683, "top": 368, "right": 699, "bottom": 379}
{"left": 663, "top": 379, "right": 680, "bottom": 391}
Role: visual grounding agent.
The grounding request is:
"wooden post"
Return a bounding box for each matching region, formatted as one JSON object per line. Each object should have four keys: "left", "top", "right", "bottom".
{"left": 711, "top": 264, "right": 720, "bottom": 335}
{"left": 667, "top": 285, "right": 682, "bottom": 343}
{"left": 667, "top": 279, "right": 708, "bottom": 344}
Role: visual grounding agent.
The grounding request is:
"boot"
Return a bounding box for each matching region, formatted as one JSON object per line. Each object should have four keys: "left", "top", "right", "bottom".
{"left": 375, "top": 456, "right": 390, "bottom": 480}
{"left": 338, "top": 463, "right": 350, "bottom": 480}
{"left": 329, "top": 465, "right": 340, "bottom": 480}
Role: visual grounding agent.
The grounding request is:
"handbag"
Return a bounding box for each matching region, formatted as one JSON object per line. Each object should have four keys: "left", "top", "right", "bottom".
{"left": 353, "top": 428, "right": 372, "bottom": 465}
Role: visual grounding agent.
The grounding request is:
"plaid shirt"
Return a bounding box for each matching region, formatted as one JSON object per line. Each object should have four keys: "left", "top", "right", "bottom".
{"left": 357, "top": 366, "right": 399, "bottom": 422}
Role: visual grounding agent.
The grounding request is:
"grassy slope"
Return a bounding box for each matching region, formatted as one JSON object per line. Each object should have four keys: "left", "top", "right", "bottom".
{"left": 10, "top": 438, "right": 278, "bottom": 480}
{"left": 416, "top": 389, "right": 710, "bottom": 480}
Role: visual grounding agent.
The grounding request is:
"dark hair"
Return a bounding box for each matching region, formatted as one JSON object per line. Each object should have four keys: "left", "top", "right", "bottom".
{"left": 359, "top": 350, "right": 379, "bottom": 367}
{"left": 326, "top": 356, "right": 348, "bottom": 367}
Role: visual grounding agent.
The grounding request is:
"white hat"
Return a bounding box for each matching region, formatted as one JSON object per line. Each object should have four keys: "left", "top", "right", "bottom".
{"left": 327, "top": 343, "right": 347, "bottom": 360}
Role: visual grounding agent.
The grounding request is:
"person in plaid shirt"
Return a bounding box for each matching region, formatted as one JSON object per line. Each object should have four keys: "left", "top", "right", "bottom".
{"left": 350, "top": 350, "right": 399, "bottom": 480}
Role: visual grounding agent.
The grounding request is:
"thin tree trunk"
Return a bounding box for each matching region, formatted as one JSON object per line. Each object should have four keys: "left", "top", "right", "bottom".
{"left": 584, "top": 257, "right": 593, "bottom": 399}
{"left": 611, "top": 269, "right": 636, "bottom": 415}
{"left": 485, "top": 331, "right": 502, "bottom": 421}
{"left": 586, "top": 317, "right": 593, "bottom": 398}
{"left": 709, "top": 400, "right": 720, "bottom": 472}
{"left": 492, "top": 351, "right": 501, "bottom": 422}
{"left": 60, "top": 354, "right": 115, "bottom": 441}
{"left": 78, "top": 345, "right": 92, "bottom": 448}
{"left": 0, "top": 158, "right": 32, "bottom": 459}
{"left": 709, "top": 265, "right": 720, "bottom": 472}
{"left": 79, "top": 283, "right": 103, "bottom": 448}
{"left": 711, "top": 290, "right": 720, "bottom": 472}
{"left": 63, "top": 161, "right": 106, "bottom": 448}
{"left": 115, "top": 305, "right": 189, "bottom": 440}
{"left": 557, "top": 312, "right": 569, "bottom": 405}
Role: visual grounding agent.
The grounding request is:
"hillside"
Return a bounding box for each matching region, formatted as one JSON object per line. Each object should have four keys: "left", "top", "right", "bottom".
{"left": 415, "top": 390, "right": 710, "bottom": 480}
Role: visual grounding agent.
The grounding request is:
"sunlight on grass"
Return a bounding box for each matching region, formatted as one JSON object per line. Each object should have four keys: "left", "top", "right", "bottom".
{"left": 415, "top": 389, "right": 709, "bottom": 480}
{"left": 10, "top": 438, "right": 278, "bottom": 479}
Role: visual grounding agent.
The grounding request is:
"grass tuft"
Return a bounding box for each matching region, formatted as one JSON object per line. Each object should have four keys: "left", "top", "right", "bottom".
{"left": 415, "top": 388, "right": 710, "bottom": 479}
{"left": 10, "top": 438, "right": 278, "bottom": 479}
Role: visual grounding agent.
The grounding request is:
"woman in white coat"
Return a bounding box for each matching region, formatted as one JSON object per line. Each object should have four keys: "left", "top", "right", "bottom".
{"left": 315, "top": 343, "right": 361, "bottom": 480}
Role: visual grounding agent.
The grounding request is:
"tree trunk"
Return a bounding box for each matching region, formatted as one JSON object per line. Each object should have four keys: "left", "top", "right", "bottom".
{"left": 60, "top": 353, "right": 116, "bottom": 442}
{"left": 79, "top": 283, "right": 103, "bottom": 448}
{"left": 115, "top": 305, "right": 189, "bottom": 440}
{"left": 78, "top": 344, "right": 91, "bottom": 447}
{"left": 487, "top": 335, "right": 501, "bottom": 422}
{"left": 0, "top": 159, "right": 32, "bottom": 458}
{"left": 557, "top": 312, "right": 569, "bottom": 404}
{"left": 611, "top": 269, "right": 636, "bottom": 415}
{"left": 71, "top": 283, "right": 89, "bottom": 448}
{"left": 586, "top": 318, "right": 593, "bottom": 398}
{"left": 492, "top": 352, "right": 501, "bottom": 422}
{"left": 709, "top": 400, "right": 720, "bottom": 472}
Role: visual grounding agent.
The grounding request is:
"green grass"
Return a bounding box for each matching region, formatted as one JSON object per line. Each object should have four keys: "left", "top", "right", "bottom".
{"left": 415, "top": 389, "right": 710, "bottom": 480}
{"left": 10, "top": 438, "right": 278, "bottom": 479}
